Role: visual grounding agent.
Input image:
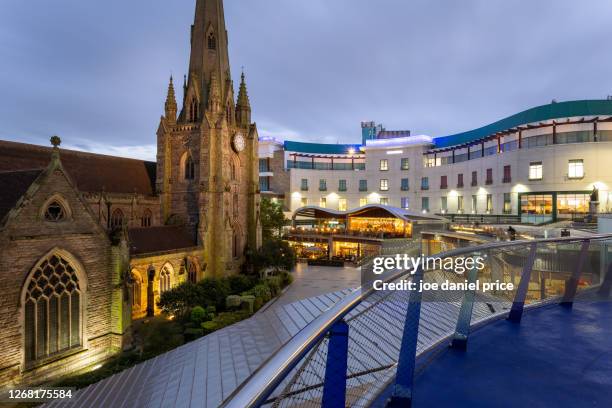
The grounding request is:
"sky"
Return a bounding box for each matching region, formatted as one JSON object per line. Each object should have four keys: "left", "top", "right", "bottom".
{"left": 1, "top": 0, "right": 611, "bottom": 161}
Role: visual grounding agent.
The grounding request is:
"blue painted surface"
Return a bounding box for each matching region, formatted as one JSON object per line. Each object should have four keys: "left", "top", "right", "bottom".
{"left": 432, "top": 99, "right": 612, "bottom": 148}
{"left": 284, "top": 140, "right": 362, "bottom": 155}
{"left": 412, "top": 301, "right": 612, "bottom": 407}
{"left": 322, "top": 320, "right": 349, "bottom": 408}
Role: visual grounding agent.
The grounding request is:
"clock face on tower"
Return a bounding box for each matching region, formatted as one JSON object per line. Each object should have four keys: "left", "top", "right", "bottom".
{"left": 232, "top": 132, "right": 246, "bottom": 153}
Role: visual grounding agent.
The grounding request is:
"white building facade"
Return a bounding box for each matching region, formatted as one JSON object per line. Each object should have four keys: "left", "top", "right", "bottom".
{"left": 259, "top": 100, "right": 612, "bottom": 224}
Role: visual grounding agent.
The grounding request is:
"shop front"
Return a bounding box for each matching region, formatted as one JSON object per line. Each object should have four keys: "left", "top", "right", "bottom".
{"left": 519, "top": 191, "right": 591, "bottom": 224}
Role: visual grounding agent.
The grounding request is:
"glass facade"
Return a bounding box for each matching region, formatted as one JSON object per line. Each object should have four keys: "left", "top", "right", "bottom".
{"left": 521, "top": 193, "right": 553, "bottom": 223}
{"left": 557, "top": 193, "right": 589, "bottom": 216}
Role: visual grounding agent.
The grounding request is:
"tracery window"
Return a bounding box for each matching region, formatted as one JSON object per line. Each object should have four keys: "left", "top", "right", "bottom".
{"left": 24, "top": 253, "right": 82, "bottom": 364}
{"left": 44, "top": 201, "right": 66, "bottom": 222}
{"left": 110, "top": 208, "right": 124, "bottom": 229}
{"left": 141, "top": 209, "right": 152, "bottom": 227}
{"left": 159, "top": 265, "right": 172, "bottom": 294}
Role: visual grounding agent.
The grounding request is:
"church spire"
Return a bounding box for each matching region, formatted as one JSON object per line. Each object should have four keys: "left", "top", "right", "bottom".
{"left": 165, "top": 76, "right": 177, "bottom": 124}
{"left": 236, "top": 71, "right": 251, "bottom": 126}
{"left": 182, "top": 0, "right": 231, "bottom": 120}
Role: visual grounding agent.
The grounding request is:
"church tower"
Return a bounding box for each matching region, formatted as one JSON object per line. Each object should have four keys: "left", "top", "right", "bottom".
{"left": 156, "top": 0, "right": 261, "bottom": 277}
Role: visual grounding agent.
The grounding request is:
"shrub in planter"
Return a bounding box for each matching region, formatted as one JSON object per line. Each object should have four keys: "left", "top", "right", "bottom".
{"left": 226, "top": 295, "right": 242, "bottom": 309}
{"left": 190, "top": 306, "right": 206, "bottom": 324}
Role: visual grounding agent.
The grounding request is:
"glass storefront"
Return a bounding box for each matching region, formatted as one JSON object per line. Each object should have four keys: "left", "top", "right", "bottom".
{"left": 347, "top": 217, "right": 411, "bottom": 238}
{"left": 520, "top": 191, "right": 591, "bottom": 224}
{"left": 557, "top": 193, "right": 590, "bottom": 217}
{"left": 520, "top": 194, "right": 553, "bottom": 224}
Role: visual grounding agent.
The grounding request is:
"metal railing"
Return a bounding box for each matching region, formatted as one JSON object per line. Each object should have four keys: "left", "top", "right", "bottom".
{"left": 221, "top": 234, "right": 612, "bottom": 408}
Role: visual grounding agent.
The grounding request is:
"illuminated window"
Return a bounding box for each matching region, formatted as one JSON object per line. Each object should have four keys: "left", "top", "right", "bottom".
{"left": 401, "top": 158, "right": 409, "bottom": 170}
{"left": 359, "top": 198, "right": 368, "bottom": 207}
{"left": 441, "top": 196, "right": 447, "bottom": 211}
{"left": 338, "top": 198, "right": 347, "bottom": 211}
{"left": 401, "top": 197, "right": 409, "bottom": 209}
{"left": 159, "top": 265, "right": 172, "bottom": 294}
{"left": 472, "top": 195, "right": 478, "bottom": 213}
{"left": 23, "top": 252, "right": 82, "bottom": 364}
{"left": 300, "top": 197, "right": 308, "bottom": 207}
{"left": 568, "top": 159, "right": 584, "bottom": 179}
{"left": 486, "top": 194, "right": 493, "bottom": 212}
{"left": 380, "top": 197, "right": 389, "bottom": 205}
{"left": 380, "top": 179, "right": 389, "bottom": 191}
{"left": 503, "top": 193, "right": 512, "bottom": 214}
{"left": 458, "top": 195, "right": 464, "bottom": 212}
{"left": 529, "top": 162, "right": 543, "bottom": 180}
{"left": 379, "top": 159, "right": 388, "bottom": 171}
{"left": 319, "top": 197, "right": 327, "bottom": 208}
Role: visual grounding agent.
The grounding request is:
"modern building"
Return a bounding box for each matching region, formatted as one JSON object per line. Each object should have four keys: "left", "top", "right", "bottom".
{"left": 0, "top": 0, "right": 260, "bottom": 388}
{"left": 260, "top": 99, "right": 612, "bottom": 224}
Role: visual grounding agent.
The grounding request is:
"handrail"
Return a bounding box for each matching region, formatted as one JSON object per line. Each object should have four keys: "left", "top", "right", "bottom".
{"left": 220, "top": 233, "right": 612, "bottom": 408}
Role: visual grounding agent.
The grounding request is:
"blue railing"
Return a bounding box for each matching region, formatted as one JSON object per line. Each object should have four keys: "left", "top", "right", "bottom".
{"left": 220, "top": 234, "right": 612, "bottom": 408}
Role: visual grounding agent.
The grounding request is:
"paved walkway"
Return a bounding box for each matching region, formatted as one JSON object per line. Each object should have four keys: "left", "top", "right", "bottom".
{"left": 413, "top": 301, "right": 612, "bottom": 407}
{"left": 267, "top": 262, "right": 361, "bottom": 309}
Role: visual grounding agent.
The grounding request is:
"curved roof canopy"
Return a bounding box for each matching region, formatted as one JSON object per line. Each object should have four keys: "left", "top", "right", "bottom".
{"left": 292, "top": 204, "right": 447, "bottom": 223}
{"left": 284, "top": 141, "right": 362, "bottom": 155}
{"left": 433, "top": 99, "right": 612, "bottom": 148}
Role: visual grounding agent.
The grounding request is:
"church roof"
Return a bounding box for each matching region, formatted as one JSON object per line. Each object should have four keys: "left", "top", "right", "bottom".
{"left": 128, "top": 226, "right": 198, "bottom": 255}
{"left": 0, "top": 140, "right": 157, "bottom": 196}
{"left": 0, "top": 168, "right": 43, "bottom": 223}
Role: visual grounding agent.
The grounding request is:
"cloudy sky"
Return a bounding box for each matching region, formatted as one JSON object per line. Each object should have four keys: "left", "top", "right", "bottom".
{"left": 1, "top": 0, "right": 611, "bottom": 160}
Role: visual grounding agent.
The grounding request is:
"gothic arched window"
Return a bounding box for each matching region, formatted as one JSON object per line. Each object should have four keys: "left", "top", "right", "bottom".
{"left": 131, "top": 272, "right": 142, "bottom": 310}
{"left": 190, "top": 99, "right": 199, "bottom": 122}
{"left": 207, "top": 32, "right": 216, "bottom": 50}
{"left": 159, "top": 264, "right": 172, "bottom": 294}
{"left": 184, "top": 155, "right": 196, "bottom": 180}
{"left": 110, "top": 208, "right": 124, "bottom": 229}
{"left": 141, "top": 209, "right": 152, "bottom": 227}
{"left": 23, "top": 252, "right": 82, "bottom": 364}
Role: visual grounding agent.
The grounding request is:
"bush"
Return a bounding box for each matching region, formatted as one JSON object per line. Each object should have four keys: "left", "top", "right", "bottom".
{"left": 190, "top": 306, "right": 206, "bottom": 324}
{"left": 227, "top": 275, "right": 257, "bottom": 294}
{"left": 158, "top": 278, "right": 230, "bottom": 318}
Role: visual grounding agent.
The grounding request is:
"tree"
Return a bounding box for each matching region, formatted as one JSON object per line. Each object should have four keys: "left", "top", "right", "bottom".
{"left": 260, "top": 198, "right": 287, "bottom": 240}
{"left": 253, "top": 239, "right": 297, "bottom": 275}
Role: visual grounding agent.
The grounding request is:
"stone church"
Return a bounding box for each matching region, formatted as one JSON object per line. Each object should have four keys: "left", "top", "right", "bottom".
{"left": 0, "top": 0, "right": 260, "bottom": 388}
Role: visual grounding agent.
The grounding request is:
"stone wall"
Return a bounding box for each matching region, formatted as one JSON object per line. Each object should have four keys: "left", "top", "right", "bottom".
{"left": 0, "top": 165, "right": 127, "bottom": 388}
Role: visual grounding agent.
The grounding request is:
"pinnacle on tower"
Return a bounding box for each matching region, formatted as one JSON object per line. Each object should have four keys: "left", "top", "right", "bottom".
{"left": 165, "top": 76, "right": 178, "bottom": 124}
{"left": 236, "top": 71, "right": 251, "bottom": 126}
